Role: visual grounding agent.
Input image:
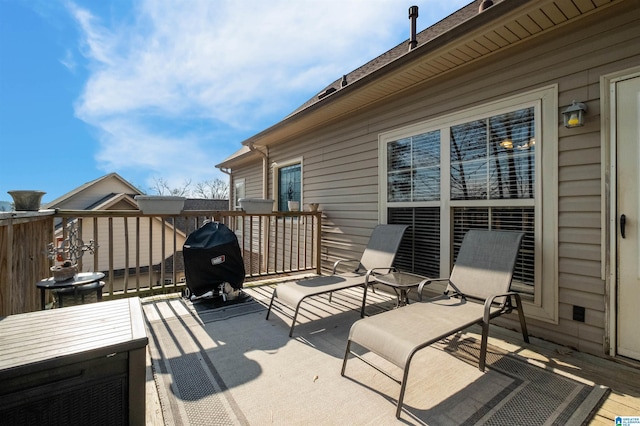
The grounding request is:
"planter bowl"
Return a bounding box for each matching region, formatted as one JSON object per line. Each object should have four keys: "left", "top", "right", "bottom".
{"left": 51, "top": 264, "right": 78, "bottom": 282}
{"left": 8, "top": 190, "right": 46, "bottom": 211}
{"left": 134, "top": 195, "right": 185, "bottom": 215}
{"left": 239, "top": 198, "right": 274, "bottom": 214}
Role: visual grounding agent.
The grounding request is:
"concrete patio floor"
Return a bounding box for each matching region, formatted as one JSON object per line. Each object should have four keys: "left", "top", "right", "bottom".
{"left": 141, "top": 283, "right": 640, "bottom": 425}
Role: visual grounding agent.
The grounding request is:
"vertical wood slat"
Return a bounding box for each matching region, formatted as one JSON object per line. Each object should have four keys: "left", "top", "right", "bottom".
{"left": 108, "top": 217, "right": 114, "bottom": 296}
{"left": 172, "top": 217, "right": 177, "bottom": 287}
{"left": 124, "top": 217, "right": 130, "bottom": 293}
{"left": 148, "top": 217, "right": 153, "bottom": 290}
{"left": 0, "top": 215, "right": 53, "bottom": 316}
{"left": 93, "top": 217, "right": 99, "bottom": 272}
{"left": 3, "top": 217, "right": 13, "bottom": 316}
{"left": 135, "top": 217, "right": 141, "bottom": 292}
{"left": 160, "top": 218, "right": 166, "bottom": 291}
{"left": 274, "top": 216, "right": 280, "bottom": 273}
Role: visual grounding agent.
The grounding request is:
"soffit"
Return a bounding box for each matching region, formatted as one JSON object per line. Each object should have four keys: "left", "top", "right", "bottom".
{"left": 238, "top": 0, "right": 618, "bottom": 152}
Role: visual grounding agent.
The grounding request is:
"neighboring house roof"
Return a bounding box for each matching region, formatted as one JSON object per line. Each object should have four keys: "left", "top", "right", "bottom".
{"left": 217, "top": 0, "right": 615, "bottom": 168}
{"left": 45, "top": 172, "right": 142, "bottom": 210}
{"left": 183, "top": 199, "right": 229, "bottom": 211}
{"left": 86, "top": 193, "right": 139, "bottom": 210}
{"left": 175, "top": 198, "right": 230, "bottom": 237}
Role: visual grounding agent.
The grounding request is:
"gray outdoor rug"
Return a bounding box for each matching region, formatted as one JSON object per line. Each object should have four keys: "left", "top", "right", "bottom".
{"left": 143, "top": 287, "right": 609, "bottom": 425}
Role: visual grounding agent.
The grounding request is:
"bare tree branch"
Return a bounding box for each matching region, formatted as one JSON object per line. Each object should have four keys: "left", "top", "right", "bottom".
{"left": 148, "top": 177, "right": 228, "bottom": 198}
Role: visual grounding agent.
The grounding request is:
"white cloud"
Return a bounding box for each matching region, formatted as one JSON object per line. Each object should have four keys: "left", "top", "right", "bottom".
{"left": 68, "top": 0, "right": 468, "bottom": 189}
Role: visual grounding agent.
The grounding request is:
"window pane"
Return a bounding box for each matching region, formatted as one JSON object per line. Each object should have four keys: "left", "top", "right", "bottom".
{"left": 412, "top": 131, "right": 440, "bottom": 168}
{"left": 452, "top": 207, "right": 534, "bottom": 294}
{"left": 491, "top": 207, "right": 535, "bottom": 290}
{"left": 387, "top": 130, "right": 440, "bottom": 202}
{"left": 489, "top": 107, "right": 535, "bottom": 199}
{"left": 388, "top": 171, "right": 411, "bottom": 202}
{"left": 450, "top": 120, "right": 488, "bottom": 200}
{"left": 451, "top": 158, "right": 489, "bottom": 200}
{"left": 388, "top": 207, "right": 440, "bottom": 277}
{"left": 388, "top": 137, "right": 411, "bottom": 171}
{"left": 413, "top": 168, "right": 440, "bottom": 201}
{"left": 278, "top": 164, "right": 301, "bottom": 211}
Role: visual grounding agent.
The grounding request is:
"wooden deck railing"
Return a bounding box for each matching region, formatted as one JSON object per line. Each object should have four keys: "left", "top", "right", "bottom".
{"left": 0, "top": 210, "right": 322, "bottom": 316}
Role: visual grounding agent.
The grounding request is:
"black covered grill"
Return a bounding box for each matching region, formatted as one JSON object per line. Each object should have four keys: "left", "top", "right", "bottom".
{"left": 183, "top": 222, "right": 245, "bottom": 297}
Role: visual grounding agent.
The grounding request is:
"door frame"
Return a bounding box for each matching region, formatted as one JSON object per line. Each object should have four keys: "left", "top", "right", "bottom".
{"left": 602, "top": 66, "right": 640, "bottom": 358}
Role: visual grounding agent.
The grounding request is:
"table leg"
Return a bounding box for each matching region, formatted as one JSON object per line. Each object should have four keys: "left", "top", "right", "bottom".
{"left": 40, "top": 289, "right": 46, "bottom": 310}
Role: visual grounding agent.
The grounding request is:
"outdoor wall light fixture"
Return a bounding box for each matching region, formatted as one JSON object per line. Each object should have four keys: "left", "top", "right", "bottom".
{"left": 562, "top": 100, "right": 587, "bottom": 128}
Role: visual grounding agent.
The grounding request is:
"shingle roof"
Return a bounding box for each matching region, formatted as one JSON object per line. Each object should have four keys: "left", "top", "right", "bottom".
{"left": 287, "top": 0, "right": 487, "bottom": 117}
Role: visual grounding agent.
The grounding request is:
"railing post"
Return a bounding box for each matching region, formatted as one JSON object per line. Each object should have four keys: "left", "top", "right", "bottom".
{"left": 315, "top": 212, "right": 322, "bottom": 275}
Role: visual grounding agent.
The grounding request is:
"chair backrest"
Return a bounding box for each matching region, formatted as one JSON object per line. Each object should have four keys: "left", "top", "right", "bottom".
{"left": 358, "top": 224, "right": 409, "bottom": 272}
{"left": 447, "top": 230, "right": 524, "bottom": 301}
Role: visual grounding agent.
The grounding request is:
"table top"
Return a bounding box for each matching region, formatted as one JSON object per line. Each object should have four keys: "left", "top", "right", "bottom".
{"left": 0, "top": 298, "right": 147, "bottom": 380}
{"left": 374, "top": 271, "right": 429, "bottom": 288}
{"left": 36, "top": 271, "right": 106, "bottom": 289}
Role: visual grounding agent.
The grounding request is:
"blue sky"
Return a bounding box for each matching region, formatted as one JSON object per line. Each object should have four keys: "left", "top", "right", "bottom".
{"left": 0, "top": 0, "right": 468, "bottom": 203}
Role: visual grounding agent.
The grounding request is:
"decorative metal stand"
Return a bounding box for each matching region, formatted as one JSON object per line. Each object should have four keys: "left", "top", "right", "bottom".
{"left": 47, "top": 222, "right": 98, "bottom": 281}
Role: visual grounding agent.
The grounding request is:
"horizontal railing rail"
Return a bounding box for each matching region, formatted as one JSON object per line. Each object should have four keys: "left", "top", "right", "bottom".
{"left": 54, "top": 210, "right": 322, "bottom": 299}
{"left": 0, "top": 210, "right": 322, "bottom": 314}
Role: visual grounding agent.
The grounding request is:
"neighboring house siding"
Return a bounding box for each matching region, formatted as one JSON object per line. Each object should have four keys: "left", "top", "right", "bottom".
{"left": 231, "top": 2, "right": 639, "bottom": 357}
{"left": 77, "top": 217, "right": 186, "bottom": 273}
{"left": 233, "top": 160, "right": 264, "bottom": 200}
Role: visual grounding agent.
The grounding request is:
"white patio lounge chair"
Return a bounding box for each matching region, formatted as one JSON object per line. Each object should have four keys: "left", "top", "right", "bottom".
{"left": 266, "top": 224, "right": 408, "bottom": 337}
{"left": 341, "top": 229, "right": 529, "bottom": 418}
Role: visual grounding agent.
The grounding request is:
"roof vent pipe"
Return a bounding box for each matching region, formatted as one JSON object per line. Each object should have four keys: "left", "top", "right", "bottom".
{"left": 408, "top": 6, "right": 418, "bottom": 50}
{"left": 479, "top": 0, "right": 494, "bottom": 12}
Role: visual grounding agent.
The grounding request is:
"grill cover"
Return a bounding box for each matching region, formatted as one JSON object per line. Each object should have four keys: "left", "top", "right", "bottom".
{"left": 183, "top": 222, "right": 245, "bottom": 296}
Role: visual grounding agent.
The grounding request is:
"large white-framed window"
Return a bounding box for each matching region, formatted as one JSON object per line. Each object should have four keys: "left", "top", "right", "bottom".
{"left": 379, "top": 86, "right": 558, "bottom": 323}
{"left": 272, "top": 158, "right": 303, "bottom": 212}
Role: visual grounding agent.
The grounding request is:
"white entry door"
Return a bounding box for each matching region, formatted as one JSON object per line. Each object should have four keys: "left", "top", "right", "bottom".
{"left": 616, "top": 75, "right": 640, "bottom": 360}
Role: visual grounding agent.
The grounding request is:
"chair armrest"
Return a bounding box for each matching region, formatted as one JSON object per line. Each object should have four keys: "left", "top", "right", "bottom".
{"left": 331, "top": 258, "right": 361, "bottom": 275}
{"left": 417, "top": 277, "right": 449, "bottom": 301}
{"left": 362, "top": 267, "right": 397, "bottom": 284}
{"left": 482, "top": 292, "right": 518, "bottom": 323}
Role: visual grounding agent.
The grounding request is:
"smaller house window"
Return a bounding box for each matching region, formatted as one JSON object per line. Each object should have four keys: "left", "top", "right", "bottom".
{"left": 277, "top": 163, "right": 301, "bottom": 211}
{"left": 234, "top": 179, "right": 245, "bottom": 209}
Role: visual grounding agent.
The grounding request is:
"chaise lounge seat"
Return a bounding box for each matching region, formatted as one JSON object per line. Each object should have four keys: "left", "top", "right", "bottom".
{"left": 341, "top": 229, "right": 529, "bottom": 418}
{"left": 266, "top": 224, "right": 408, "bottom": 337}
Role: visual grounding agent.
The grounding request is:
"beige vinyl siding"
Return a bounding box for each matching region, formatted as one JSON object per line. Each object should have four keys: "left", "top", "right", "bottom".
{"left": 234, "top": 161, "right": 264, "bottom": 200}
{"left": 232, "top": 1, "right": 639, "bottom": 357}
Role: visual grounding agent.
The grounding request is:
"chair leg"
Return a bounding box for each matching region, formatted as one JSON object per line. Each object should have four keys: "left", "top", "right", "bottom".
{"left": 395, "top": 360, "right": 412, "bottom": 418}
{"left": 360, "top": 284, "right": 369, "bottom": 318}
{"left": 289, "top": 302, "right": 303, "bottom": 337}
{"left": 341, "top": 340, "right": 352, "bottom": 376}
{"left": 265, "top": 291, "right": 276, "bottom": 320}
{"left": 479, "top": 320, "right": 490, "bottom": 372}
{"left": 514, "top": 294, "right": 530, "bottom": 343}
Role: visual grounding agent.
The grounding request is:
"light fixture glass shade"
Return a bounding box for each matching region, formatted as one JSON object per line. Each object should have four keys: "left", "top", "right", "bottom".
{"left": 500, "top": 140, "right": 513, "bottom": 149}
{"left": 562, "top": 101, "right": 587, "bottom": 128}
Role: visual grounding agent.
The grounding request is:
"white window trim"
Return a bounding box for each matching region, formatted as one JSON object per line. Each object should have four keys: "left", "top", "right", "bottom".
{"left": 378, "top": 85, "right": 558, "bottom": 323}
{"left": 272, "top": 157, "right": 304, "bottom": 211}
